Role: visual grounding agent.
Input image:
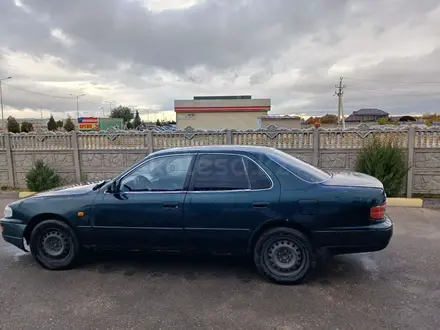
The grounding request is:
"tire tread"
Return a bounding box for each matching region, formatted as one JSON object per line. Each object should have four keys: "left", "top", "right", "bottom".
{"left": 254, "top": 227, "right": 315, "bottom": 284}
{"left": 29, "top": 219, "right": 80, "bottom": 270}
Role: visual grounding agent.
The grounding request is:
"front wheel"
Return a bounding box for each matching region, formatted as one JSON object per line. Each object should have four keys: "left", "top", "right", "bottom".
{"left": 254, "top": 227, "right": 315, "bottom": 284}
{"left": 29, "top": 220, "right": 80, "bottom": 270}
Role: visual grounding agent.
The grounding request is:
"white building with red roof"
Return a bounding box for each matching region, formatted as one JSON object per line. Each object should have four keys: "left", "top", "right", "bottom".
{"left": 174, "top": 95, "right": 270, "bottom": 130}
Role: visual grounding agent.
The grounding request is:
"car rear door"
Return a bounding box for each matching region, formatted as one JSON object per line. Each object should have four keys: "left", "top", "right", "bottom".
{"left": 183, "top": 153, "right": 280, "bottom": 253}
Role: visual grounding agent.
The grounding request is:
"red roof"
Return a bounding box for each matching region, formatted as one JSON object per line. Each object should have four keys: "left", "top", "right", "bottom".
{"left": 174, "top": 106, "right": 270, "bottom": 113}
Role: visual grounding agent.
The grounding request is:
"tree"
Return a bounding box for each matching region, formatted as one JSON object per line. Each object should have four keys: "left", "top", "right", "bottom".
{"left": 110, "top": 106, "right": 134, "bottom": 124}
{"left": 7, "top": 116, "right": 20, "bottom": 133}
{"left": 355, "top": 138, "right": 407, "bottom": 197}
{"left": 56, "top": 120, "right": 64, "bottom": 130}
{"left": 156, "top": 119, "right": 162, "bottom": 126}
{"left": 306, "top": 117, "right": 318, "bottom": 125}
{"left": 64, "top": 116, "right": 75, "bottom": 132}
{"left": 320, "top": 114, "right": 338, "bottom": 124}
{"left": 422, "top": 113, "right": 440, "bottom": 125}
{"left": 133, "top": 110, "right": 142, "bottom": 129}
{"left": 126, "top": 121, "right": 133, "bottom": 129}
{"left": 47, "top": 115, "right": 57, "bottom": 131}
{"left": 377, "top": 117, "right": 389, "bottom": 125}
{"left": 26, "top": 160, "right": 60, "bottom": 192}
{"left": 20, "top": 121, "right": 34, "bottom": 133}
{"left": 422, "top": 113, "right": 440, "bottom": 121}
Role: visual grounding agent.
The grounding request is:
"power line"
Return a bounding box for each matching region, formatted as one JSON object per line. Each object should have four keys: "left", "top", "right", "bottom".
{"left": 2, "top": 82, "right": 74, "bottom": 99}
{"left": 2, "top": 82, "right": 106, "bottom": 107}
{"left": 344, "top": 77, "right": 440, "bottom": 84}
{"left": 81, "top": 98, "right": 106, "bottom": 106}
{"left": 346, "top": 86, "right": 403, "bottom": 92}
{"left": 346, "top": 86, "right": 440, "bottom": 96}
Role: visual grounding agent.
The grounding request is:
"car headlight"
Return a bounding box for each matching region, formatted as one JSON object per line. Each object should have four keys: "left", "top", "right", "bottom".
{"left": 4, "top": 206, "right": 13, "bottom": 218}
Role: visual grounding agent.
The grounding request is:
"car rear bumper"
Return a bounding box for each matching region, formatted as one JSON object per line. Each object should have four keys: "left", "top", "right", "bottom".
{"left": 0, "top": 218, "right": 26, "bottom": 251}
{"left": 312, "top": 215, "right": 393, "bottom": 255}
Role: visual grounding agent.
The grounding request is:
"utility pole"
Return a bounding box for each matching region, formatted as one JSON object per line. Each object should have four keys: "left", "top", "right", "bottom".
{"left": 0, "top": 76, "right": 12, "bottom": 129}
{"left": 70, "top": 93, "right": 85, "bottom": 119}
{"left": 335, "top": 77, "right": 346, "bottom": 129}
{"left": 105, "top": 101, "right": 116, "bottom": 115}
{"left": 128, "top": 104, "right": 138, "bottom": 121}
{"left": 98, "top": 106, "right": 105, "bottom": 117}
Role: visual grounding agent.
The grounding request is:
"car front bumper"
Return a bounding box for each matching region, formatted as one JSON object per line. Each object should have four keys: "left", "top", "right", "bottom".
{"left": 0, "top": 218, "right": 26, "bottom": 251}
{"left": 313, "top": 215, "right": 393, "bottom": 255}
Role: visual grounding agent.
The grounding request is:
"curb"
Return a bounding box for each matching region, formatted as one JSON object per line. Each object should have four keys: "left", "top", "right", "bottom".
{"left": 387, "top": 198, "right": 423, "bottom": 208}
{"left": 0, "top": 191, "right": 19, "bottom": 199}
{"left": 422, "top": 198, "right": 440, "bottom": 210}
{"left": 18, "top": 191, "right": 36, "bottom": 199}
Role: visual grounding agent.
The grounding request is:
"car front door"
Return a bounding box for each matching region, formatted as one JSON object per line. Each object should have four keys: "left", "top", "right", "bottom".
{"left": 183, "top": 153, "right": 280, "bottom": 253}
{"left": 91, "top": 153, "right": 194, "bottom": 250}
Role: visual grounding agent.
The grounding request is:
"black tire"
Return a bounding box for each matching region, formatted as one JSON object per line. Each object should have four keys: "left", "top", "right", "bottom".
{"left": 29, "top": 220, "right": 81, "bottom": 270}
{"left": 254, "top": 227, "right": 315, "bottom": 284}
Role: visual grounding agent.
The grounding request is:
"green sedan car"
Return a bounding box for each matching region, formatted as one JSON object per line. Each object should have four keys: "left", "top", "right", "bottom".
{"left": 1, "top": 146, "right": 392, "bottom": 284}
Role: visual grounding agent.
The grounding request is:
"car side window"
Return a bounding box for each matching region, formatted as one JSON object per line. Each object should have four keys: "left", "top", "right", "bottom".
{"left": 242, "top": 158, "right": 272, "bottom": 189}
{"left": 192, "top": 154, "right": 250, "bottom": 191}
{"left": 119, "top": 154, "right": 193, "bottom": 192}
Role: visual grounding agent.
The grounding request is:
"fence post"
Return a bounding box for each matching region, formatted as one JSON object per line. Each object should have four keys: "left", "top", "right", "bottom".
{"left": 312, "top": 128, "right": 320, "bottom": 167}
{"left": 406, "top": 126, "right": 415, "bottom": 198}
{"left": 4, "top": 133, "right": 15, "bottom": 188}
{"left": 147, "top": 130, "right": 154, "bottom": 154}
{"left": 71, "top": 131, "right": 82, "bottom": 183}
{"left": 226, "top": 129, "right": 233, "bottom": 144}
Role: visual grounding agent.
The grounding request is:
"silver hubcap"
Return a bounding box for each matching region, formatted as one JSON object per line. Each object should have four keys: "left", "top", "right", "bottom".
{"left": 266, "top": 239, "right": 304, "bottom": 275}
{"left": 41, "top": 230, "right": 70, "bottom": 258}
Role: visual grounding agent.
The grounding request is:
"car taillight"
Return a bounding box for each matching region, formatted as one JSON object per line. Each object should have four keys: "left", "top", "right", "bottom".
{"left": 370, "top": 203, "right": 386, "bottom": 220}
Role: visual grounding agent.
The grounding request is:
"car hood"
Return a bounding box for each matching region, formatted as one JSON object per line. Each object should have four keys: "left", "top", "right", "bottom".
{"left": 322, "top": 171, "right": 384, "bottom": 189}
{"left": 27, "top": 182, "right": 100, "bottom": 199}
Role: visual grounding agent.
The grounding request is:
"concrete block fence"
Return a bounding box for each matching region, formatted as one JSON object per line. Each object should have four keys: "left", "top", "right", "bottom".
{"left": 0, "top": 124, "right": 439, "bottom": 197}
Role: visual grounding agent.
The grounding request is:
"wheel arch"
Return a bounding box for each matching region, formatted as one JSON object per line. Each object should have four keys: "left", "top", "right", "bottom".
{"left": 247, "top": 219, "right": 315, "bottom": 253}
{"left": 23, "top": 213, "right": 72, "bottom": 244}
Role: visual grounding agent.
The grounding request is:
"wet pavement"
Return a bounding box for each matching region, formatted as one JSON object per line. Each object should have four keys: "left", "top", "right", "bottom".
{"left": 1, "top": 196, "right": 439, "bottom": 329}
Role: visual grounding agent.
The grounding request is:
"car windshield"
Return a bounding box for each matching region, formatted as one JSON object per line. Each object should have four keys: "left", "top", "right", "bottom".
{"left": 267, "top": 149, "right": 331, "bottom": 183}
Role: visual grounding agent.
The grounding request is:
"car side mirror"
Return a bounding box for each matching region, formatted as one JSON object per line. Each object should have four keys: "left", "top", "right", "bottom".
{"left": 107, "top": 180, "right": 119, "bottom": 193}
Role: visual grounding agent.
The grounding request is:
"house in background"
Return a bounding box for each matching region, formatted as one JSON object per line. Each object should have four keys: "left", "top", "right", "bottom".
{"left": 258, "top": 115, "right": 301, "bottom": 129}
{"left": 175, "top": 95, "right": 270, "bottom": 130}
{"left": 345, "top": 108, "right": 389, "bottom": 125}
{"left": 302, "top": 113, "right": 339, "bottom": 128}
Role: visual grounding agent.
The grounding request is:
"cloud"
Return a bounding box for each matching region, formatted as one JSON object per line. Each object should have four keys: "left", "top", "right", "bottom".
{"left": 0, "top": 0, "right": 439, "bottom": 120}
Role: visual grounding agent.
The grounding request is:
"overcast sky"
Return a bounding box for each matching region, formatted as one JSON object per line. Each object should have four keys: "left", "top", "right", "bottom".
{"left": 1, "top": 0, "right": 439, "bottom": 120}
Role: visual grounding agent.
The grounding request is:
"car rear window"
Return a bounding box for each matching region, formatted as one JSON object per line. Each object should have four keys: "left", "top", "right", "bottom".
{"left": 242, "top": 157, "right": 272, "bottom": 189}
{"left": 267, "top": 149, "right": 331, "bottom": 183}
{"left": 192, "top": 154, "right": 249, "bottom": 191}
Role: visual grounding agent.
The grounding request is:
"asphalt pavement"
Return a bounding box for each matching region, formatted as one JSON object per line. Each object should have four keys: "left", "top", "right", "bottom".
{"left": 1, "top": 196, "right": 439, "bottom": 330}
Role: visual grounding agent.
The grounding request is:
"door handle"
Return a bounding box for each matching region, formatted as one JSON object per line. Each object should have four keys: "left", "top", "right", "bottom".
{"left": 163, "top": 203, "right": 179, "bottom": 209}
{"left": 253, "top": 202, "right": 270, "bottom": 208}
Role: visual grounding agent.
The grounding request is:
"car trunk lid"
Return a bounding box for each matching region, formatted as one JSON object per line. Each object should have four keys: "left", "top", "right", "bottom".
{"left": 322, "top": 171, "right": 384, "bottom": 190}
{"left": 321, "top": 171, "right": 387, "bottom": 224}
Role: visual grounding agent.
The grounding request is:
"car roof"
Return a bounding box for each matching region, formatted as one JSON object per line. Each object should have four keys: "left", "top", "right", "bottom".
{"left": 151, "top": 145, "right": 276, "bottom": 157}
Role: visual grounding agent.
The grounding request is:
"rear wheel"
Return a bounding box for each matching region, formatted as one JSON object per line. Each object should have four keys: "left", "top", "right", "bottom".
{"left": 29, "top": 220, "right": 80, "bottom": 270}
{"left": 254, "top": 227, "right": 314, "bottom": 284}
